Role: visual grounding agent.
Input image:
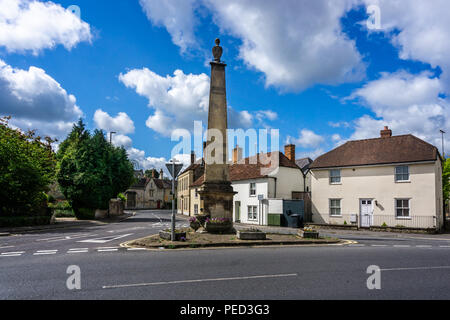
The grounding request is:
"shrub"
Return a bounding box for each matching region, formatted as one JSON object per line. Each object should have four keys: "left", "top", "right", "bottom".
{"left": 0, "top": 116, "right": 56, "bottom": 219}
{"left": 117, "top": 193, "right": 127, "bottom": 202}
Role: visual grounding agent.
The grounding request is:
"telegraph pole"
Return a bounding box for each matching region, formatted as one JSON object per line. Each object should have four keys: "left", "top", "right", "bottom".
{"left": 440, "top": 130, "right": 446, "bottom": 159}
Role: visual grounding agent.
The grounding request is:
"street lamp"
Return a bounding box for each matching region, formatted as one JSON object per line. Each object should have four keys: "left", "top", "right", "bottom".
{"left": 110, "top": 131, "right": 117, "bottom": 144}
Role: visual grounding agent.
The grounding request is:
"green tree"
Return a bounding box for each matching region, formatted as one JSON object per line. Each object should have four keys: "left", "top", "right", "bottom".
{"left": 0, "top": 116, "right": 56, "bottom": 217}
{"left": 443, "top": 158, "right": 450, "bottom": 206}
{"left": 57, "top": 120, "right": 134, "bottom": 219}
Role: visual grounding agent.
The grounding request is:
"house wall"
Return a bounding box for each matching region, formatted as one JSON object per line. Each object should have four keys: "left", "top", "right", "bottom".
{"left": 190, "top": 187, "right": 202, "bottom": 216}
{"left": 177, "top": 171, "right": 192, "bottom": 215}
{"left": 269, "top": 166, "right": 304, "bottom": 199}
{"left": 311, "top": 162, "right": 441, "bottom": 229}
{"left": 232, "top": 179, "right": 269, "bottom": 225}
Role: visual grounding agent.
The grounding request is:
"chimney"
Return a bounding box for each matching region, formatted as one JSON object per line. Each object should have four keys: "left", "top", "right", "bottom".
{"left": 285, "top": 144, "right": 296, "bottom": 163}
{"left": 381, "top": 126, "right": 392, "bottom": 138}
{"left": 159, "top": 169, "right": 163, "bottom": 180}
{"left": 232, "top": 146, "right": 243, "bottom": 164}
{"left": 191, "top": 151, "right": 196, "bottom": 165}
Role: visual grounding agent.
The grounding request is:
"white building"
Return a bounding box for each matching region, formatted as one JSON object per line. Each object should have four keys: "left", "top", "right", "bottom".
{"left": 310, "top": 127, "right": 444, "bottom": 231}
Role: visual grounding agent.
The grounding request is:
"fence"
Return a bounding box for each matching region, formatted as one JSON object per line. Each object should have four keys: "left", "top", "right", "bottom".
{"left": 325, "top": 214, "right": 436, "bottom": 230}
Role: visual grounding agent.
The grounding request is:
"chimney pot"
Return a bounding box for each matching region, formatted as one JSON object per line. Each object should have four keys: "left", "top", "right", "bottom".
{"left": 191, "top": 151, "right": 196, "bottom": 165}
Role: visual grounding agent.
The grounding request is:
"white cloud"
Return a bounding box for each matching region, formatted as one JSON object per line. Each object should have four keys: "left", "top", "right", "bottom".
{"left": 119, "top": 67, "right": 277, "bottom": 136}
{"left": 349, "top": 71, "right": 450, "bottom": 149}
{"left": 0, "top": 0, "right": 92, "bottom": 54}
{"left": 111, "top": 134, "right": 133, "bottom": 150}
{"left": 0, "top": 59, "right": 83, "bottom": 140}
{"left": 140, "top": 0, "right": 364, "bottom": 92}
{"left": 127, "top": 147, "right": 192, "bottom": 175}
{"left": 93, "top": 109, "right": 135, "bottom": 135}
{"left": 362, "top": 0, "right": 450, "bottom": 87}
{"left": 139, "top": 0, "right": 198, "bottom": 53}
{"left": 287, "top": 129, "right": 325, "bottom": 149}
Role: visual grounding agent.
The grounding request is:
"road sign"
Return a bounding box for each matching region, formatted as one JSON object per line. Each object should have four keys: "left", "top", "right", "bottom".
{"left": 166, "top": 163, "right": 184, "bottom": 179}
{"left": 258, "top": 195, "right": 264, "bottom": 201}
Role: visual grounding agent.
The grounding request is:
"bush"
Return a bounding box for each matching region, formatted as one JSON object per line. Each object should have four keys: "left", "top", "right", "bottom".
{"left": 0, "top": 116, "right": 56, "bottom": 218}
{"left": 117, "top": 193, "right": 127, "bottom": 202}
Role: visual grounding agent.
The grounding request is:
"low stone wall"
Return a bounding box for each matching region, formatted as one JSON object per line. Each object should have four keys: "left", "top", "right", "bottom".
{"left": 109, "top": 199, "right": 124, "bottom": 217}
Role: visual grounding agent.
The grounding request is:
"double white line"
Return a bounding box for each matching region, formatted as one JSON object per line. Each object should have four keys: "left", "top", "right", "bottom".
{"left": 1, "top": 251, "right": 25, "bottom": 257}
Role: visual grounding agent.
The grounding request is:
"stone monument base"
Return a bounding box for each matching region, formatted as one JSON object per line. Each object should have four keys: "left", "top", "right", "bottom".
{"left": 198, "top": 181, "right": 237, "bottom": 221}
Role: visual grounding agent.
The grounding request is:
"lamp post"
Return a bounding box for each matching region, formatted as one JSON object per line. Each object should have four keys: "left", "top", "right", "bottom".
{"left": 440, "top": 130, "right": 446, "bottom": 159}
{"left": 110, "top": 131, "right": 117, "bottom": 144}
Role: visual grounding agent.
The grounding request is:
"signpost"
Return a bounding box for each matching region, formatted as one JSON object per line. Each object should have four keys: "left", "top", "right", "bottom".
{"left": 166, "top": 160, "right": 184, "bottom": 241}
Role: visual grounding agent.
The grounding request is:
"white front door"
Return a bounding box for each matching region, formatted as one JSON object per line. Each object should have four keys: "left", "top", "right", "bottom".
{"left": 360, "top": 199, "right": 374, "bottom": 227}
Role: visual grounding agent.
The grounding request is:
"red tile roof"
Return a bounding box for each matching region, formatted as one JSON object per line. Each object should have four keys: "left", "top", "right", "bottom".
{"left": 310, "top": 134, "right": 440, "bottom": 169}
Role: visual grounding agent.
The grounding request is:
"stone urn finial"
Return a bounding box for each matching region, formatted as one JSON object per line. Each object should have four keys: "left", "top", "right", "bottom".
{"left": 213, "top": 38, "right": 223, "bottom": 62}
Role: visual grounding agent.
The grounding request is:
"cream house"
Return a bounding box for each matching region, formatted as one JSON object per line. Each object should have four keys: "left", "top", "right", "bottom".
{"left": 177, "top": 152, "right": 204, "bottom": 216}
{"left": 310, "top": 127, "right": 444, "bottom": 231}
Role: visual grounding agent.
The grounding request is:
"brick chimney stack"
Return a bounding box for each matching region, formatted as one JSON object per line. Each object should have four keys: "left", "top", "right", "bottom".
{"left": 232, "top": 146, "right": 243, "bottom": 164}
{"left": 381, "top": 126, "right": 392, "bottom": 138}
{"left": 191, "top": 151, "right": 196, "bottom": 165}
{"left": 285, "top": 144, "right": 296, "bottom": 163}
{"left": 159, "top": 169, "right": 163, "bottom": 180}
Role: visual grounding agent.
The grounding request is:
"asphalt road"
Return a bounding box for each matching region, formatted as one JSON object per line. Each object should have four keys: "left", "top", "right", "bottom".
{"left": 1, "top": 210, "right": 450, "bottom": 300}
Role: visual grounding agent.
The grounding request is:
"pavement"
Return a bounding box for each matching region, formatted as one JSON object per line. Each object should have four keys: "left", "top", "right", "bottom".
{"left": 1, "top": 209, "right": 450, "bottom": 300}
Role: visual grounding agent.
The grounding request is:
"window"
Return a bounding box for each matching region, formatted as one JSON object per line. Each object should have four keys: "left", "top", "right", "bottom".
{"left": 195, "top": 188, "right": 198, "bottom": 198}
{"left": 330, "top": 169, "right": 341, "bottom": 184}
{"left": 330, "top": 199, "right": 341, "bottom": 216}
{"left": 249, "top": 183, "right": 256, "bottom": 196}
{"left": 194, "top": 204, "right": 199, "bottom": 215}
{"left": 395, "top": 166, "right": 409, "bottom": 182}
{"left": 248, "top": 206, "right": 257, "bottom": 221}
{"left": 396, "top": 199, "right": 410, "bottom": 218}
{"left": 149, "top": 190, "right": 154, "bottom": 197}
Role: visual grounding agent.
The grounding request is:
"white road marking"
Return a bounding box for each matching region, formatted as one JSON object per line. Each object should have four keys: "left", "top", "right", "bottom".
{"left": 98, "top": 249, "right": 119, "bottom": 252}
{"left": 103, "top": 273, "right": 299, "bottom": 289}
{"left": 394, "top": 245, "right": 411, "bottom": 248}
{"left": 381, "top": 266, "right": 450, "bottom": 272}
{"left": 68, "top": 250, "right": 88, "bottom": 254}
{"left": 349, "top": 244, "right": 366, "bottom": 247}
{"left": 416, "top": 245, "right": 432, "bottom": 248}
{"left": 127, "top": 248, "right": 147, "bottom": 251}
{"left": 78, "top": 233, "right": 133, "bottom": 244}
{"left": 37, "top": 234, "right": 95, "bottom": 242}
{"left": 1, "top": 251, "right": 24, "bottom": 256}
{"left": 34, "top": 250, "right": 58, "bottom": 255}
{"left": 440, "top": 245, "right": 450, "bottom": 248}
{"left": 0, "top": 246, "right": 15, "bottom": 250}
{"left": 0, "top": 254, "right": 22, "bottom": 257}
{"left": 371, "top": 245, "right": 388, "bottom": 247}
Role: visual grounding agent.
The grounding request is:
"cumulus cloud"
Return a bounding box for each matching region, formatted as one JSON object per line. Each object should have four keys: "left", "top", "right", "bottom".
{"left": 0, "top": 0, "right": 92, "bottom": 54}
{"left": 0, "top": 59, "right": 83, "bottom": 139}
{"left": 349, "top": 71, "right": 449, "bottom": 148}
{"left": 362, "top": 0, "right": 450, "bottom": 86}
{"left": 287, "top": 129, "right": 325, "bottom": 149}
{"left": 127, "top": 147, "right": 192, "bottom": 175}
{"left": 139, "top": 0, "right": 364, "bottom": 92}
{"left": 139, "top": 0, "right": 198, "bottom": 53}
{"left": 93, "top": 109, "right": 135, "bottom": 135}
{"left": 119, "top": 67, "right": 276, "bottom": 136}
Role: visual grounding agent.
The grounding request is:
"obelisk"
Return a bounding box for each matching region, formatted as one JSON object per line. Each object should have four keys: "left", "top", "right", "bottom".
{"left": 199, "top": 39, "right": 236, "bottom": 221}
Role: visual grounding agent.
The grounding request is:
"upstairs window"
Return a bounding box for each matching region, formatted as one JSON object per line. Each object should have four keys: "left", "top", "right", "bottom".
{"left": 250, "top": 183, "right": 257, "bottom": 196}
{"left": 330, "top": 169, "right": 341, "bottom": 184}
{"left": 395, "top": 166, "right": 409, "bottom": 182}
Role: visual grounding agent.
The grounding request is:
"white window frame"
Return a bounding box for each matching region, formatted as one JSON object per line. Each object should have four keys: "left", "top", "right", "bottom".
{"left": 330, "top": 169, "right": 341, "bottom": 184}
{"left": 194, "top": 204, "right": 199, "bottom": 215}
{"left": 330, "top": 199, "right": 342, "bottom": 216}
{"left": 248, "top": 205, "right": 257, "bottom": 221}
{"left": 395, "top": 166, "right": 410, "bottom": 182}
{"left": 249, "top": 183, "right": 257, "bottom": 197}
{"left": 395, "top": 198, "right": 411, "bottom": 219}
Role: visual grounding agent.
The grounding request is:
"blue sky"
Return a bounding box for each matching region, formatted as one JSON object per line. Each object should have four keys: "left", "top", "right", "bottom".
{"left": 1, "top": 0, "right": 449, "bottom": 171}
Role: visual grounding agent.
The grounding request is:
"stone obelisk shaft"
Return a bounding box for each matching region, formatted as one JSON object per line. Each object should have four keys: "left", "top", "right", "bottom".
{"left": 199, "top": 39, "right": 236, "bottom": 221}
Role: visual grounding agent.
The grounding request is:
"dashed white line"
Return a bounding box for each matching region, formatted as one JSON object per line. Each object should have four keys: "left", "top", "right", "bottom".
{"left": 127, "top": 248, "right": 147, "bottom": 251}
{"left": 440, "top": 245, "right": 450, "bottom": 248}
{"left": 98, "top": 249, "right": 119, "bottom": 252}
{"left": 34, "top": 250, "right": 58, "bottom": 256}
{"left": 394, "top": 245, "right": 411, "bottom": 248}
{"left": 1, "top": 251, "right": 24, "bottom": 257}
{"left": 416, "top": 245, "right": 432, "bottom": 248}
